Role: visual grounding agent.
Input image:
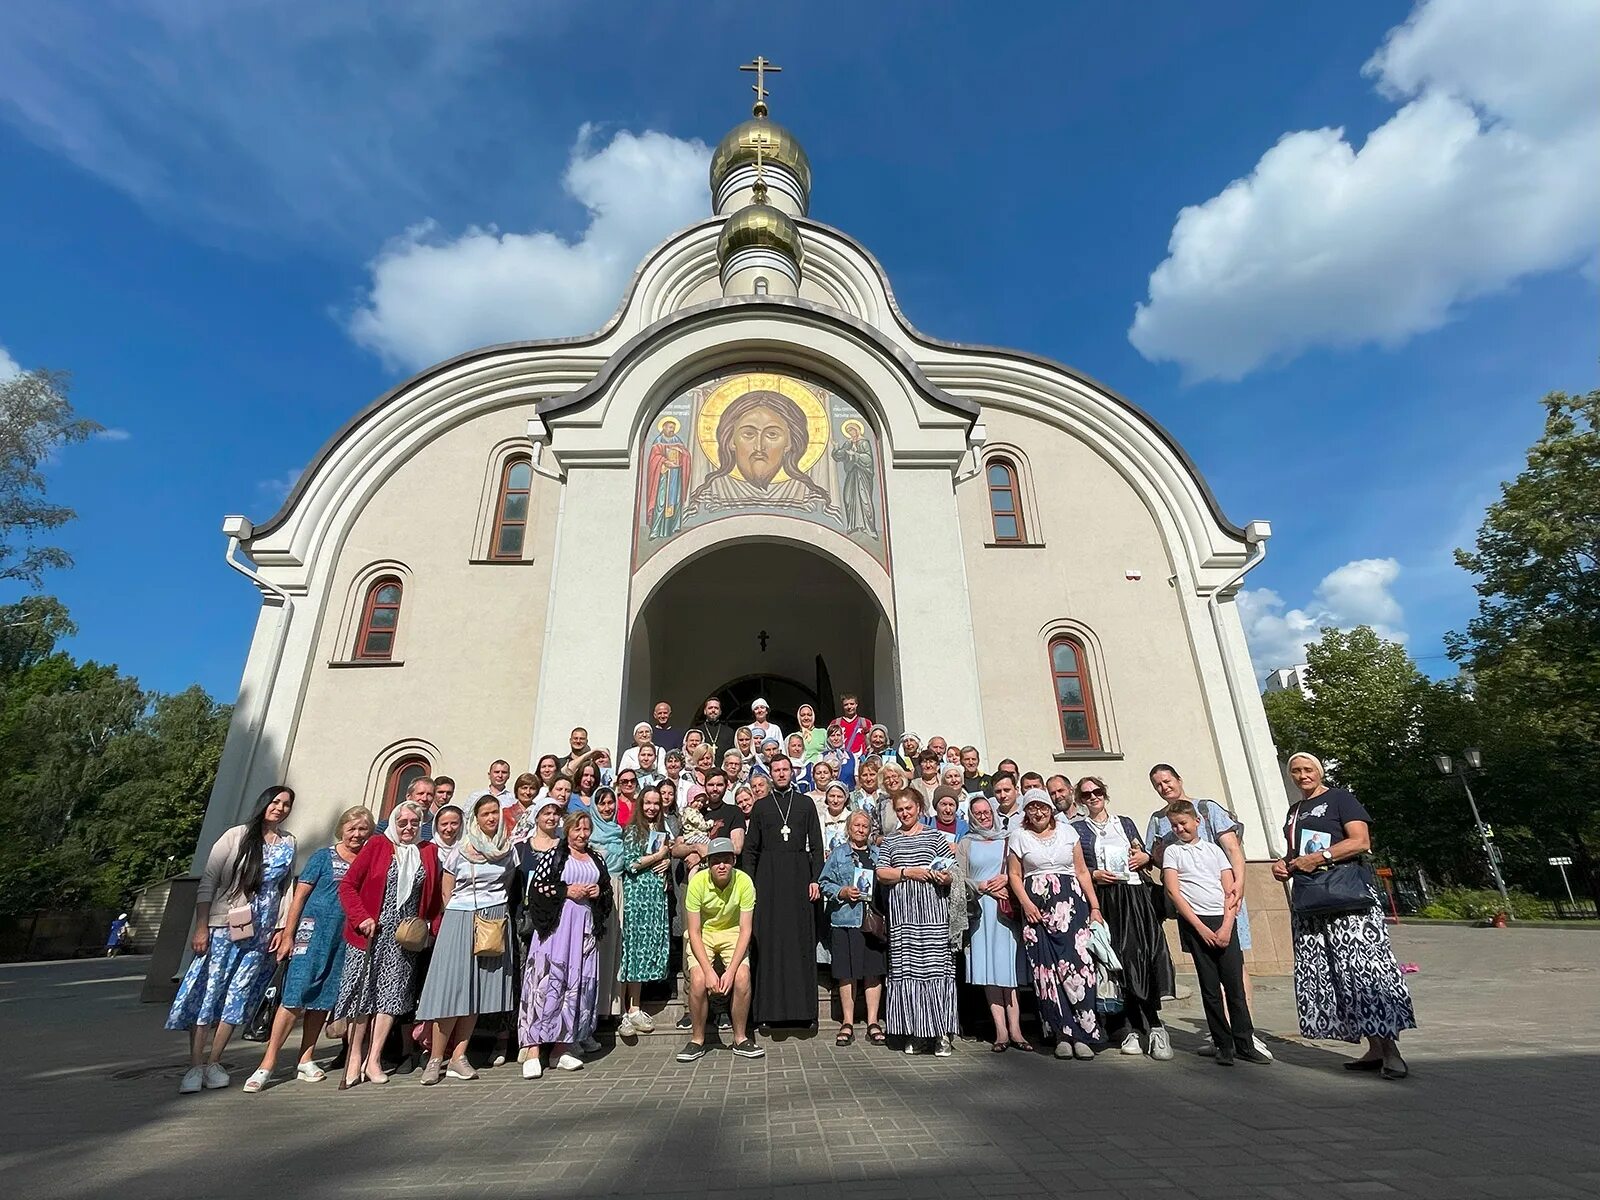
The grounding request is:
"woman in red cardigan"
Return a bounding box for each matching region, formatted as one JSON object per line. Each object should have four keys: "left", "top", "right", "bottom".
{"left": 332, "top": 800, "right": 443, "bottom": 1088}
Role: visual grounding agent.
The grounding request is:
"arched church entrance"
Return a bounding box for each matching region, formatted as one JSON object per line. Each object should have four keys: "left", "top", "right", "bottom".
{"left": 624, "top": 540, "right": 898, "bottom": 744}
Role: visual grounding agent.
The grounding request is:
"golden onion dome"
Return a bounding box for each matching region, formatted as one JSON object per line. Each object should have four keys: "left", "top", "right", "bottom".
{"left": 709, "top": 117, "right": 812, "bottom": 197}
{"left": 716, "top": 201, "right": 804, "bottom": 269}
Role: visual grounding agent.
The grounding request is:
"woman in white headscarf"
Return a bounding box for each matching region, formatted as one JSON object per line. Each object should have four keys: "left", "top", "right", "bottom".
{"left": 333, "top": 799, "right": 443, "bottom": 1088}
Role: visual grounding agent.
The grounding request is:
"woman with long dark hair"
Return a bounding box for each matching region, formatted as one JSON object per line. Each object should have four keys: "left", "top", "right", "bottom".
{"left": 617, "top": 787, "right": 673, "bottom": 1036}
{"left": 168, "top": 785, "right": 297, "bottom": 1094}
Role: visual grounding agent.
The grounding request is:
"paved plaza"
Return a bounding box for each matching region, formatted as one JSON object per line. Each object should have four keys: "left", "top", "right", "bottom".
{"left": 2, "top": 924, "right": 1598, "bottom": 1200}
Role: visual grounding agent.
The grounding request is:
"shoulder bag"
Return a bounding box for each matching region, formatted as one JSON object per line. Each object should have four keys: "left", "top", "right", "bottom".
{"left": 471, "top": 858, "right": 508, "bottom": 957}
{"left": 1288, "top": 802, "right": 1377, "bottom": 917}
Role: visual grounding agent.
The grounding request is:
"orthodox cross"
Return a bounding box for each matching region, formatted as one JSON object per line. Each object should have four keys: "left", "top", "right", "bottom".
{"left": 758, "top": 629, "right": 770, "bottom": 652}
{"left": 740, "top": 55, "right": 782, "bottom": 117}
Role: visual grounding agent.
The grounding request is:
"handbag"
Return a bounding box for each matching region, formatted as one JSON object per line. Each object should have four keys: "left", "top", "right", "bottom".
{"left": 861, "top": 905, "right": 887, "bottom": 942}
{"left": 394, "top": 916, "right": 429, "bottom": 952}
{"left": 227, "top": 904, "right": 256, "bottom": 942}
{"left": 242, "top": 960, "right": 288, "bottom": 1041}
{"left": 1288, "top": 804, "right": 1377, "bottom": 916}
{"left": 996, "top": 888, "right": 1017, "bottom": 921}
{"left": 469, "top": 861, "right": 508, "bottom": 956}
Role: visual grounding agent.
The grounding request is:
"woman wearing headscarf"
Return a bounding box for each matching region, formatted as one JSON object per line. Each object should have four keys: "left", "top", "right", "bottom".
{"left": 1007, "top": 787, "right": 1103, "bottom": 1061}
{"left": 877, "top": 791, "right": 958, "bottom": 1056}
{"left": 617, "top": 787, "right": 673, "bottom": 1037}
{"left": 865, "top": 724, "right": 894, "bottom": 760}
{"left": 169, "top": 785, "right": 298, "bottom": 1094}
{"left": 928, "top": 786, "right": 968, "bottom": 841}
{"left": 816, "top": 781, "right": 853, "bottom": 855}
{"left": 795, "top": 703, "right": 826, "bottom": 761}
{"left": 618, "top": 722, "right": 655, "bottom": 773}
{"left": 580, "top": 785, "right": 626, "bottom": 1031}
{"left": 332, "top": 799, "right": 443, "bottom": 1088}
{"left": 785, "top": 733, "right": 815, "bottom": 790}
{"left": 517, "top": 811, "right": 614, "bottom": 1076}
{"left": 957, "top": 796, "right": 1028, "bottom": 1052}
{"left": 820, "top": 720, "right": 857, "bottom": 789}
{"left": 414, "top": 794, "right": 516, "bottom": 1085}
{"left": 245, "top": 804, "right": 372, "bottom": 1092}
{"left": 1071, "top": 776, "right": 1173, "bottom": 1061}
{"left": 1274, "top": 753, "right": 1416, "bottom": 1078}
{"left": 819, "top": 808, "right": 885, "bottom": 1047}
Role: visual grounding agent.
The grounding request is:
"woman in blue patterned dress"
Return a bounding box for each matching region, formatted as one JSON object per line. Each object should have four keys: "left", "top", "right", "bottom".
{"left": 243, "top": 805, "right": 373, "bottom": 1091}
{"left": 957, "top": 795, "right": 1029, "bottom": 1052}
{"left": 877, "top": 791, "right": 958, "bottom": 1056}
{"left": 167, "top": 786, "right": 297, "bottom": 1095}
{"left": 617, "top": 787, "right": 672, "bottom": 1037}
{"left": 1006, "top": 788, "right": 1104, "bottom": 1061}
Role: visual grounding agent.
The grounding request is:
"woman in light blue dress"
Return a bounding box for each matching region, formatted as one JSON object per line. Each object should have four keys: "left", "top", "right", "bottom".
{"left": 957, "top": 796, "right": 1028, "bottom": 1052}
{"left": 167, "top": 786, "right": 297, "bottom": 1094}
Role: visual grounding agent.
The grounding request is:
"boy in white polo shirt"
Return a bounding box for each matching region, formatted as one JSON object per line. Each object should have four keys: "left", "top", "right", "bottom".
{"left": 1161, "top": 800, "right": 1270, "bottom": 1067}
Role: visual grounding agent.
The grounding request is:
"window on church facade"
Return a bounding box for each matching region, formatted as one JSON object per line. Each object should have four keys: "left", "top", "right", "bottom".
{"left": 491, "top": 456, "right": 534, "bottom": 559}
{"left": 987, "top": 459, "right": 1025, "bottom": 543}
{"left": 382, "top": 754, "right": 430, "bottom": 818}
{"left": 1049, "top": 635, "right": 1099, "bottom": 748}
{"left": 356, "top": 578, "right": 403, "bottom": 660}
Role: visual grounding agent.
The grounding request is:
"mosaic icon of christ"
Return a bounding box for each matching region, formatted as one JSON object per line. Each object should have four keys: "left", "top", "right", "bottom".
{"left": 684, "top": 388, "right": 839, "bottom": 518}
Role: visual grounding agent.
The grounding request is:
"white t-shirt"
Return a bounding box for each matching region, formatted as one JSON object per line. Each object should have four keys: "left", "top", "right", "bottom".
{"left": 1162, "top": 839, "right": 1231, "bottom": 916}
{"left": 467, "top": 786, "right": 513, "bottom": 811}
{"left": 1005, "top": 821, "right": 1081, "bottom": 879}
{"left": 441, "top": 847, "right": 511, "bottom": 911}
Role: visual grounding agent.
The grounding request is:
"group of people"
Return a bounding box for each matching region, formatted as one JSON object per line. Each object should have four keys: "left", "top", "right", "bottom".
{"left": 165, "top": 694, "right": 1417, "bottom": 1093}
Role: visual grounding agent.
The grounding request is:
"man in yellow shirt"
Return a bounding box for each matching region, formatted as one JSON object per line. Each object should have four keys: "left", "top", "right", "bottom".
{"left": 677, "top": 838, "right": 763, "bottom": 1062}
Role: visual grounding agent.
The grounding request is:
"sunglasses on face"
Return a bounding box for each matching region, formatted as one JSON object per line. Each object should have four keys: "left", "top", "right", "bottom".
{"left": 1079, "top": 787, "right": 1106, "bottom": 799}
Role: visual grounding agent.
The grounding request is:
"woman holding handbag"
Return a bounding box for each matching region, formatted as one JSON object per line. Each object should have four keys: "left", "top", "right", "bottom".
{"left": 332, "top": 799, "right": 443, "bottom": 1088}
{"left": 817, "top": 808, "right": 885, "bottom": 1047}
{"left": 956, "top": 794, "right": 1028, "bottom": 1053}
{"left": 1273, "top": 752, "right": 1416, "bottom": 1078}
{"left": 168, "top": 786, "right": 297, "bottom": 1094}
{"left": 414, "top": 794, "right": 516, "bottom": 1085}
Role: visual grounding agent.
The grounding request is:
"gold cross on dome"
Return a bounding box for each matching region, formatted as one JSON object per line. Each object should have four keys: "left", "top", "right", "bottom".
{"left": 740, "top": 55, "right": 782, "bottom": 116}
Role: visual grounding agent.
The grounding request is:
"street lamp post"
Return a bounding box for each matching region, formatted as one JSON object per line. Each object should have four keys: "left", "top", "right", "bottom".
{"left": 1434, "top": 748, "right": 1514, "bottom": 919}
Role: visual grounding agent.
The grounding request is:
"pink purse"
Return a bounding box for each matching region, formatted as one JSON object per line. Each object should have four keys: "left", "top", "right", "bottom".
{"left": 227, "top": 905, "right": 256, "bottom": 942}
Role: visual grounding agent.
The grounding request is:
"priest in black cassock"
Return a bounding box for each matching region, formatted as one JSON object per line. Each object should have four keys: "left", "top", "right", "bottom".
{"left": 744, "top": 755, "right": 825, "bottom": 1026}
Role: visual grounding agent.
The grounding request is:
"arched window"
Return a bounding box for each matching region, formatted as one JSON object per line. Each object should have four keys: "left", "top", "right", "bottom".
{"left": 491, "top": 456, "right": 534, "bottom": 560}
{"left": 382, "top": 754, "right": 431, "bottom": 817}
{"left": 1048, "top": 636, "right": 1099, "bottom": 749}
{"left": 987, "top": 459, "right": 1025, "bottom": 543}
{"left": 356, "top": 577, "right": 403, "bottom": 660}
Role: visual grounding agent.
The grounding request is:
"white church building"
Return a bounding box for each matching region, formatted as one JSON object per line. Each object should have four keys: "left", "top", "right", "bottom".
{"left": 179, "top": 72, "right": 1291, "bottom": 973}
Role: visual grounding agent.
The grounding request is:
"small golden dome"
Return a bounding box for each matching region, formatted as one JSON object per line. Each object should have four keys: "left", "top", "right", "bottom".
{"left": 709, "top": 117, "right": 812, "bottom": 197}
{"left": 716, "top": 201, "right": 804, "bottom": 269}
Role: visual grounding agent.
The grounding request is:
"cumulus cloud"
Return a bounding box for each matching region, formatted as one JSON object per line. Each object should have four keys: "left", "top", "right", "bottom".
{"left": 0, "top": 345, "right": 20, "bottom": 381}
{"left": 1129, "top": 0, "right": 1600, "bottom": 380}
{"left": 1238, "top": 557, "right": 1406, "bottom": 673}
{"left": 345, "top": 127, "right": 710, "bottom": 372}
{"left": 93, "top": 427, "right": 132, "bottom": 442}
{"left": 257, "top": 468, "right": 304, "bottom": 504}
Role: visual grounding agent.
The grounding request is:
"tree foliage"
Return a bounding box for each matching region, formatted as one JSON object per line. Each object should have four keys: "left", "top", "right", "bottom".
{"left": 0, "top": 369, "right": 100, "bottom": 588}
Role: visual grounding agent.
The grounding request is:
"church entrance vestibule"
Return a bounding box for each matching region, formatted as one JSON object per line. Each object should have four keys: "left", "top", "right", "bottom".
{"left": 624, "top": 540, "right": 898, "bottom": 745}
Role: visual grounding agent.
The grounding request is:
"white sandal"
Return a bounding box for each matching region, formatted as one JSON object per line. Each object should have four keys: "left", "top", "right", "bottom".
{"left": 242, "top": 1068, "right": 272, "bottom": 1093}
{"left": 296, "top": 1061, "right": 326, "bottom": 1082}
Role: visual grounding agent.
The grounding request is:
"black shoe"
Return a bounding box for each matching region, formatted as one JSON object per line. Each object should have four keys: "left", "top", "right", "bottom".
{"left": 731, "top": 1039, "right": 766, "bottom": 1059}
{"left": 675, "top": 1041, "right": 708, "bottom": 1063}
{"left": 325, "top": 1046, "right": 348, "bottom": 1071}
{"left": 1214, "top": 1046, "right": 1236, "bottom": 1066}
{"left": 675, "top": 1013, "right": 693, "bottom": 1030}
{"left": 717, "top": 1012, "right": 732, "bottom": 1030}
{"left": 392, "top": 1053, "right": 419, "bottom": 1075}
{"left": 1344, "top": 1056, "right": 1384, "bottom": 1071}
{"left": 1236, "top": 1045, "right": 1272, "bottom": 1065}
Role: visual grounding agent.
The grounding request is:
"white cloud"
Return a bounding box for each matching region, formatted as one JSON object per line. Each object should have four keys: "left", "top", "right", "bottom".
{"left": 93, "top": 427, "right": 132, "bottom": 442}
{"left": 257, "top": 469, "right": 304, "bottom": 504}
{"left": 0, "top": 345, "right": 20, "bottom": 380}
{"left": 345, "top": 127, "right": 710, "bottom": 371}
{"left": 1238, "top": 557, "right": 1406, "bottom": 673}
{"left": 1129, "top": 0, "right": 1600, "bottom": 380}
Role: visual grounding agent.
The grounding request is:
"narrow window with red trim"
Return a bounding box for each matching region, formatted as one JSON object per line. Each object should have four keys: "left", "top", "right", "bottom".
{"left": 1049, "top": 636, "right": 1099, "bottom": 749}
{"left": 492, "top": 457, "right": 533, "bottom": 559}
{"left": 987, "top": 459, "right": 1025, "bottom": 543}
{"left": 356, "top": 577, "right": 403, "bottom": 660}
{"left": 382, "top": 755, "right": 430, "bottom": 818}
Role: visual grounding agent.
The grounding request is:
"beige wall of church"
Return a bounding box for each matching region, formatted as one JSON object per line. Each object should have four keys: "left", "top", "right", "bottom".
{"left": 282, "top": 411, "right": 558, "bottom": 842}
{"left": 956, "top": 409, "right": 1226, "bottom": 815}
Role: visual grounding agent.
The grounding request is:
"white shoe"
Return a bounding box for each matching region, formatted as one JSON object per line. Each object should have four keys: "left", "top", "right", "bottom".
{"left": 1251, "top": 1034, "right": 1274, "bottom": 1061}
{"left": 934, "top": 1036, "right": 953, "bottom": 1057}
{"left": 629, "top": 1009, "right": 655, "bottom": 1033}
{"left": 617, "top": 1011, "right": 637, "bottom": 1037}
{"left": 242, "top": 1068, "right": 271, "bottom": 1093}
{"left": 555, "top": 1053, "right": 585, "bottom": 1071}
{"left": 579, "top": 1036, "right": 602, "bottom": 1054}
{"left": 521, "top": 1057, "right": 543, "bottom": 1080}
{"left": 202, "top": 1063, "right": 231, "bottom": 1090}
{"left": 1148, "top": 1026, "right": 1174, "bottom": 1061}
{"left": 296, "top": 1061, "right": 326, "bottom": 1082}
{"left": 178, "top": 1066, "right": 205, "bottom": 1095}
{"left": 1119, "top": 1031, "right": 1142, "bottom": 1055}
{"left": 1196, "top": 1033, "right": 1216, "bottom": 1057}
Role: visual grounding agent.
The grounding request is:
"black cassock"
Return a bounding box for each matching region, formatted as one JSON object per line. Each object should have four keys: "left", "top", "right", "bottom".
{"left": 745, "top": 786, "right": 824, "bottom": 1025}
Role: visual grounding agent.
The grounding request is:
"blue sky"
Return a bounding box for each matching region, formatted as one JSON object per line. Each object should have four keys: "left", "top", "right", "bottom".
{"left": 0, "top": 0, "right": 1595, "bottom": 699}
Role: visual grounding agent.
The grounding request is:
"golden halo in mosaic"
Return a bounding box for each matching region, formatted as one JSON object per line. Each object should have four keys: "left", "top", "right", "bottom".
{"left": 696, "top": 372, "right": 829, "bottom": 473}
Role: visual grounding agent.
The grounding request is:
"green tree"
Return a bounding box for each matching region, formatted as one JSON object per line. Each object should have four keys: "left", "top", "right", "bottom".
{"left": 0, "top": 369, "right": 100, "bottom": 587}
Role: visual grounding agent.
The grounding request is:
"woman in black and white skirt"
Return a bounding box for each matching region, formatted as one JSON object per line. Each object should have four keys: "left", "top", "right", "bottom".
{"left": 415, "top": 794, "right": 517, "bottom": 1085}
{"left": 877, "top": 790, "right": 958, "bottom": 1057}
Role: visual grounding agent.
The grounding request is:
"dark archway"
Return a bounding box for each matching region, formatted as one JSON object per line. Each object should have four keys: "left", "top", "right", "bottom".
{"left": 710, "top": 673, "right": 825, "bottom": 735}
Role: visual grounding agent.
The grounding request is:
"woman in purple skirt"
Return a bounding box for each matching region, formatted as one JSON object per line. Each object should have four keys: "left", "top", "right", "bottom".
{"left": 516, "top": 810, "right": 613, "bottom": 1078}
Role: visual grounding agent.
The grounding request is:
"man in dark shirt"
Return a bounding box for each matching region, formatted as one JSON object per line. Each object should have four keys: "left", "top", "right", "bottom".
{"left": 556, "top": 726, "right": 591, "bottom": 773}
{"left": 692, "top": 697, "right": 733, "bottom": 756}
{"left": 698, "top": 769, "right": 747, "bottom": 854}
{"left": 649, "top": 700, "right": 683, "bottom": 752}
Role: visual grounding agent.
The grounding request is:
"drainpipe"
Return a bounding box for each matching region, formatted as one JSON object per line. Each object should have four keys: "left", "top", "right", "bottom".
{"left": 221, "top": 515, "right": 294, "bottom": 825}
{"left": 1207, "top": 520, "right": 1282, "bottom": 854}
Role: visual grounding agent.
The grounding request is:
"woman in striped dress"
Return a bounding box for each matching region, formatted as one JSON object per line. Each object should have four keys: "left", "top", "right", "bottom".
{"left": 877, "top": 790, "right": 957, "bottom": 1056}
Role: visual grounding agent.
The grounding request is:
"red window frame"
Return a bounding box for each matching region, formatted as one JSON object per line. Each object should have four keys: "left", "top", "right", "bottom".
{"left": 987, "top": 458, "right": 1025, "bottom": 543}
{"left": 382, "top": 755, "right": 431, "bottom": 818}
{"left": 356, "top": 577, "right": 403, "bottom": 661}
{"left": 1048, "top": 636, "right": 1099, "bottom": 749}
{"left": 491, "top": 456, "right": 534, "bottom": 560}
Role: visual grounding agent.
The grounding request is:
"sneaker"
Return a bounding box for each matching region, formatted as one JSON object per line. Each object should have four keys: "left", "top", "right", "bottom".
{"left": 1236, "top": 1044, "right": 1273, "bottom": 1065}
{"left": 1071, "top": 1042, "right": 1095, "bottom": 1060}
{"left": 578, "top": 1036, "right": 602, "bottom": 1054}
{"left": 1053, "top": 1040, "right": 1073, "bottom": 1059}
{"left": 421, "top": 1058, "right": 445, "bottom": 1086}
{"left": 675, "top": 1041, "right": 708, "bottom": 1063}
{"left": 178, "top": 1066, "right": 205, "bottom": 1095}
{"left": 629, "top": 1009, "right": 655, "bottom": 1033}
{"left": 1147, "top": 1026, "right": 1174, "bottom": 1062}
{"left": 1196, "top": 1033, "right": 1217, "bottom": 1057}
{"left": 617, "top": 1011, "right": 638, "bottom": 1037}
{"left": 446, "top": 1056, "right": 477, "bottom": 1081}
{"left": 731, "top": 1039, "right": 766, "bottom": 1059}
{"left": 1214, "top": 1044, "right": 1236, "bottom": 1066}
{"left": 716, "top": 1012, "right": 731, "bottom": 1030}
{"left": 934, "top": 1036, "right": 953, "bottom": 1058}
{"left": 905, "top": 1042, "right": 917, "bottom": 1055}
{"left": 555, "top": 1053, "right": 585, "bottom": 1071}
{"left": 675, "top": 1013, "right": 693, "bottom": 1030}
{"left": 1250, "top": 1034, "right": 1274, "bottom": 1061}
{"left": 242, "top": 1068, "right": 271, "bottom": 1093}
{"left": 202, "top": 1063, "right": 231, "bottom": 1090}
{"left": 1119, "top": 1030, "right": 1142, "bottom": 1055}
{"left": 521, "top": 1057, "right": 543, "bottom": 1080}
